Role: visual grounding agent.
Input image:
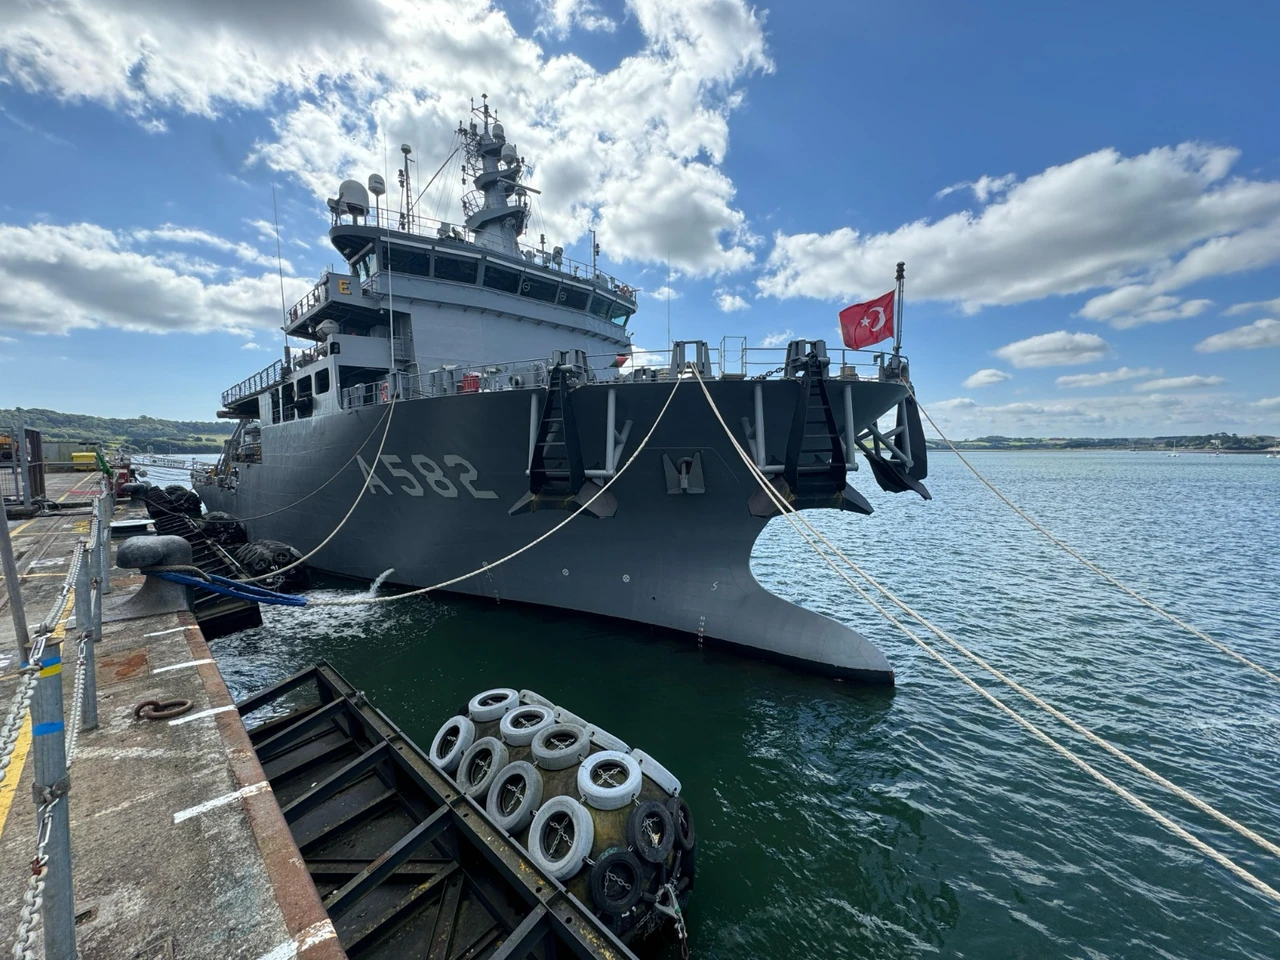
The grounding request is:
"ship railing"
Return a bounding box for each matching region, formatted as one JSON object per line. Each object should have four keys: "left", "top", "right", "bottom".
{"left": 602, "top": 343, "right": 902, "bottom": 382}
{"left": 287, "top": 272, "right": 332, "bottom": 326}
{"left": 222, "top": 359, "right": 285, "bottom": 407}
{"left": 401, "top": 358, "right": 551, "bottom": 400}
{"left": 354, "top": 208, "right": 637, "bottom": 303}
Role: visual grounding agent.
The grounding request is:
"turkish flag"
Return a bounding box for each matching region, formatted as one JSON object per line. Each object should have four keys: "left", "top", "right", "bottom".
{"left": 839, "top": 291, "right": 895, "bottom": 350}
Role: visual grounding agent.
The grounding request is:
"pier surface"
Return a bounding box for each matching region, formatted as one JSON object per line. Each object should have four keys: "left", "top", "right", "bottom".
{"left": 1, "top": 473, "right": 343, "bottom": 959}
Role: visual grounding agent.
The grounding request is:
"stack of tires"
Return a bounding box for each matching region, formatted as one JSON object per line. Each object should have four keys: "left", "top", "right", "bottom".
{"left": 232, "top": 539, "right": 310, "bottom": 592}
{"left": 429, "top": 688, "right": 696, "bottom": 945}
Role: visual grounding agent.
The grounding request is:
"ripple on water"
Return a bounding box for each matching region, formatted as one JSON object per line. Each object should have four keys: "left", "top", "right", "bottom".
{"left": 212, "top": 452, "right": 1280, "bottom": 959}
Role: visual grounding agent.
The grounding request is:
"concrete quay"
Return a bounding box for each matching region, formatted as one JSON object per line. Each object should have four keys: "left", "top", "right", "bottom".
{"left": 1, "top": 472, "right": 344, "bottom": 960}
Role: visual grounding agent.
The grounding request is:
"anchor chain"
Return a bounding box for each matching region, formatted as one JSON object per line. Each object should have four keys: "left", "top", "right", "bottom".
{"left": 0, "top": 636, "right": 46, "bottom": 789}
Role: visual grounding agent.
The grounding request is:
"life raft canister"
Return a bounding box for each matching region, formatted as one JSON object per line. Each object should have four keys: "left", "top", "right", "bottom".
{"left": 460, "top": 372, "right": 481, "bottom": 394}
{"left": 379, "top": 381, "right": 390, "bottom": 403}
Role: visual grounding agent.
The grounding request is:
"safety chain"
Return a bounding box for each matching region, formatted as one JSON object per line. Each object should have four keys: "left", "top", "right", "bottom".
{"left": 0, "top": 636, "right": 46, "bottom": 790}
{"left": 64, "top": 632, "right": 88, "bottom": 767}
{"left": 11, "top": 799, "right": 58, "bottom": 960}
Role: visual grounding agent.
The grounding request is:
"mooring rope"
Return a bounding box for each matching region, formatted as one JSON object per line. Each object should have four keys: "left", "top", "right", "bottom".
{"left": 911, "top": 394, "right": 1280, "bottom": 688}
{"left": 240, "top": 392, "right": 400, "bottom": 583}
{"left": 308, "top": 373, "right": 684, "bottom": 607}
{"left": 689, "top": 367, "right": 1280, "bottom": 904}
{"left": 177, "top": 401, "right": 395, "bottom": 525}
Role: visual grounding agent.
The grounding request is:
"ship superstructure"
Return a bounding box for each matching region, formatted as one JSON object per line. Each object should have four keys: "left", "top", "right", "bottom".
{"left": 199, "top": 98, "right": 930, "bottom": 684}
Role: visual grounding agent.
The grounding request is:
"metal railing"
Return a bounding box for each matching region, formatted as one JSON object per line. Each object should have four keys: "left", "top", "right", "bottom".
{"left": 336, "top": 207, "right": 638, "bottom": 301}
{"left": 2, "top": 476, "right": 111, "bottom": 959}
{"left": 222, "top": 359, "right": 285, "bottom": 407}
{"left": 287, "top": 273, "right": 332, "bottom": 326}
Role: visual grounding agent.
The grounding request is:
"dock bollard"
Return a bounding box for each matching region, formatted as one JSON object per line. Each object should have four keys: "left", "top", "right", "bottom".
{"left": 107, "top": 535, "right": 196, "bottom": 621}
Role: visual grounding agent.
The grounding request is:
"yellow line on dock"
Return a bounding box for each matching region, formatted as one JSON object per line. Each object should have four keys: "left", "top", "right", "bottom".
{"left": 0, "top": 588, "right": 75, "bottom": 834}
{"left": 0, "top": 717, "right": 32, "bottom": 838}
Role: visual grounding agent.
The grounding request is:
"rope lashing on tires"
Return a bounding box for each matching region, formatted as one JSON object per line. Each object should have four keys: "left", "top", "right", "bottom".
{"left": 138, "top": 565, "right": 307, "bottom": 606}
{"left": 688, "top": 366, "right": 1280, "bottom": 907}
{"left": 307, "top": 372, "right": 685, "bottom": 608}
{"left": 911, "top": 390, "right": 1280, "bottom": 688}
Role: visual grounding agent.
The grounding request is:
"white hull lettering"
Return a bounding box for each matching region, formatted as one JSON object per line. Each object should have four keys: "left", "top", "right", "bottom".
{"left": 357, "top": 453, "right": 493, "bottom": 499}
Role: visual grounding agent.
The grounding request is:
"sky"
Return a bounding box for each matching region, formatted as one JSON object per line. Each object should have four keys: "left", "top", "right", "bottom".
{"left": 1, "top": 0, "right": 1278, "bottom": 438}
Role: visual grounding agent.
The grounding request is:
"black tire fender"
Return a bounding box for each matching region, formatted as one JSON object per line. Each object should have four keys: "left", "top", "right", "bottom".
{"left": 589, "top": 847, "right": 645, "bottom": 916}
{"left": 626, "top": 800, "right": 675, "bottom": 864}
{"left": 665, "top": 795, "right": 696, "bottom": 851}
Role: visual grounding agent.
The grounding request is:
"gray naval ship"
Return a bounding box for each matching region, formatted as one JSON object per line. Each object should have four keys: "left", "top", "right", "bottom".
{"left": 198, "top": 98, "right": 929, "bottom": 684}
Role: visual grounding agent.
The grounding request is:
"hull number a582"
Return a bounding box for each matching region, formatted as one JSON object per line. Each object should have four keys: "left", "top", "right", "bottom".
{"left": 356, "top": 454, "right": 498, "bottom": 499}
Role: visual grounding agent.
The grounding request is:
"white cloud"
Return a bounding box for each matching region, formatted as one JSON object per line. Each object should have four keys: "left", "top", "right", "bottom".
{"left": 936, "top": 173, "right": 1016, "bottom": 203}
{"left": 0, "top": 222, "right": 310, "bottom": 336}
{"left": 1056, "top": 366, "right": 1160, "bottom": 388}
{"left": 0, "top": 0, "right": 772, "bottom": 279}
{"left": 758, "top": 144, "right": 1280, "bottom": 320}
{"left": 1078, "top": 294, "right": 1212, "bottom": 330}
{"left": 1135, "top": 375, "right": 1226, "bottom": 391}
{"left": 648, "top": 286, "right": 680, "bottom": 301}
{"left": 0, "top": 335, "right": 16, "bottom": 343}
{"left": 716, "top": 290, "right": 750, "bottom": 312}
{"left": 241, "top": 341, "right": 268, "bottom": 351}
{"left": 1225, "top": 296, "right": 1280, "bottom": 316}
{"left": 994, "top": 331, "right": 1110, "bottom": 369}
{"left": 132, "top": 224, "right": 291, "bottom": 273}
{"left": 759, "top": 329, "right": 794, "bottom": 348}
{"left": 536, "top": 0, "right": 618, "bottom": 37}
{"left": 1257, "top": 397, "right": 1280, "bottom": 409}
{"left": 962, "top": 368, "right": 1011, "bottom": 388}
{"left": 1195, "top": 318, "right": 1280, "bottom": 353}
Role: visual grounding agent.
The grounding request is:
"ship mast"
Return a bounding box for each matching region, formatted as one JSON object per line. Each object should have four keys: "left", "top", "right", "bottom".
{"left": 459, "top": 94, "right": 534, "bottom": 256}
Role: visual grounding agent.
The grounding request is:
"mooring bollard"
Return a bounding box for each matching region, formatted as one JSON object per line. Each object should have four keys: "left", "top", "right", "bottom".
{"left": 107, "top": 535, "right": 196, "bottom": 621}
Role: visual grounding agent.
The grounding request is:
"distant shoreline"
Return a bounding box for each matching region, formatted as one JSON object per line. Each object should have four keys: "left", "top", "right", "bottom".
{"left": 929, "top": 447, "right": 1277, "bottom": 454}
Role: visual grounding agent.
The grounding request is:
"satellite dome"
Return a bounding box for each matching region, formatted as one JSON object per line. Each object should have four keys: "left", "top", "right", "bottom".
{"left": 501, "top": 142, "right": 518, "bottom": 163}
{"left": 337, "top": 179, "right": 370, "bottom": 217}
{"left": 367, "top": 173, "right": 386, "bottom": 197}
{"left": 491, "top": 122, "right": 505, "bottom": 140}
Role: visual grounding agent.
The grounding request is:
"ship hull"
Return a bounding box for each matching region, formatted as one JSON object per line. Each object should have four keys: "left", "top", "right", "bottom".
{"left": 199, "top": 378, "right": 909, "bottom": 683}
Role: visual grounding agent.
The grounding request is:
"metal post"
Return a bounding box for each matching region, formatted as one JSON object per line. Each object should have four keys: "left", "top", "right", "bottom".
{"left": 893, "top": 261, "right": 905, "bottom": 357}
{"left": 73, "top": 540, "right": 91, "bottom": 635}
{"left": 753, "top": 383, "right": 767, "bottom": 469}
{"left": 605, "top": 389, "right": 616, "bottom": 477}
{"left": 1, "top": 506, "right": 31, "bottom": 661}
{"left": 83, "top": 560, "right": 99, "bottom": 732}
{"left": 15, "top": 417, "right": 32, "bottom": 509}
{"left": 29, "top": 633, "right": 78, "bottom": 959}
{"left": 97, "top": 494, "right": 112, "bottom": 596}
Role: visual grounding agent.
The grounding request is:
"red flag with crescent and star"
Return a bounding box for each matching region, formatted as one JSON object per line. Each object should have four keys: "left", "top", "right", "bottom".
{"left": 839, "top": 290, "right": 895, "bottom": 350}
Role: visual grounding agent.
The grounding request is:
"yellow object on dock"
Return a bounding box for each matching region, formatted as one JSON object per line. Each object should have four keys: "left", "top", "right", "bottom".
{"left": 70, "top": 451, "right": 97, "bottom": 471}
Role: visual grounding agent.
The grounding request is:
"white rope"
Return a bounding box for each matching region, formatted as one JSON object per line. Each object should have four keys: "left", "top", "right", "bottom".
{"left": 912, "top": 394, "right": 1280, "bottom": 687}
{"left": 241, "top": 393, "right": 399, "bottom": 582}
{"left": 186, "top": 402, "right": 394, "bottom": 524}
{"left": 689, "top": 368, "right": 1280, "bottom": 904}
{"left": 311, "top": 373, "right": 685, "bottom": 607}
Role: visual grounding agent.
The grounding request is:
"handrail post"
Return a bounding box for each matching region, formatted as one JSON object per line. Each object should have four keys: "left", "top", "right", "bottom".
{"left": 97, "top": 493, "right": 112, "bottom": 596}
{"left": 0, "top": 504, "right": 31, "bottom": 662}
{"left": 30, "top": 628, "right": 78, "bottom": 959}
{"left": 83, "top": 558, "right": 99, "bottom": 732}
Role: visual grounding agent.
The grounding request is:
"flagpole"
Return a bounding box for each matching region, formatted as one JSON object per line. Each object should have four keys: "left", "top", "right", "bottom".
{"left": 894, "top": 260, "right": 905, "bottom": 357}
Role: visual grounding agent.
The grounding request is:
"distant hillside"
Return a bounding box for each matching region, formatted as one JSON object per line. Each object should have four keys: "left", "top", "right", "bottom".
{"left": 2, "top": 407, "right": 234, "bottom": 455}
{"left": 926, "top": 433, "right": 1279, "bottom": 452}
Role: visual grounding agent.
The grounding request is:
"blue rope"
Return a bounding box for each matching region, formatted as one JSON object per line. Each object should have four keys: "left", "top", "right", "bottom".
{"left": 148, "top": 571, "right": 308, "bottom": 606}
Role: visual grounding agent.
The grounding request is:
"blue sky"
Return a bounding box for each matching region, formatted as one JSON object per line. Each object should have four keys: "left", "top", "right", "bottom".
{"left": 1, "top": 0, "right": 1278, "bottom": 437}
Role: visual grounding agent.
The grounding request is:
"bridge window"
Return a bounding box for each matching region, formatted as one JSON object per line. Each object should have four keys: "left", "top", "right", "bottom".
{"left": 610, "top": 303, "right": 633, "bottom": 324}
{"left": 588, "top": 294, "right": 612, "bottom": 320}
{"left": 482, "top": 264, "right": 520, "bottom": 294}
{"left": 558, "top": 285, "right": 590, "bottom": 311}
{"left": 434, "top": 256, "right": 478, "bottom": 284}
{"left": 379, "top": 242, "right": 429, "bottom": 277}
{"left": 315, "top": 368, "right": 330, "bottom": 394}
{"left": 519, "top": 274, "right": 559, "bottom": 303}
